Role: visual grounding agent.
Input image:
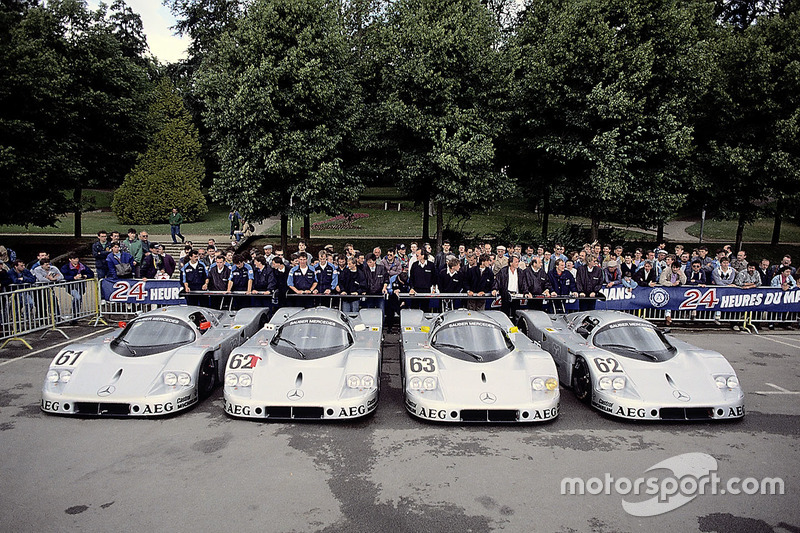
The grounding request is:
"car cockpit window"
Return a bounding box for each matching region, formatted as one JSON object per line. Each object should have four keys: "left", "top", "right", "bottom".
{"left": 431, "top": 320, "right": 513, "bottom": 363}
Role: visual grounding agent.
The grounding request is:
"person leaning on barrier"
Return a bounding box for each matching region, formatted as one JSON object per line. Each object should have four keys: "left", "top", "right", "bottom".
{"left": 771, "top": 265, "right": 797, "bottom": 290}
{"left": 61, "top": 253, "right": 94, "bottom": 282}
{"left": 227, "top": 254, "right": 253, "bottom": 295}
{"left": 33, "top": 257, "right": 64, "bottom": 283}
{"left": 8, "top": 259, "right": 35, "bottom": 286}
{"left": 314, "top": 251, "right": 338, "bottom": 296}
{"left": 251, "top": 255, "right": 273, "bottom": 295}
{"left": 339, "top": 256, "right": 365, "bottom": 313}
{"left": 492, "top": 253, "right": 528, "bottom": 317}
{"left": 735, "top": 262, "right": 761, "bottom": 289}
{"left": 106, "top": 243, "right": 135, "bottom": 279}
{"left": 634, "top": 260, "right": 658, "bottom": 287}
{"left": 362, "top": 253, "right": 388, "bottom": 313}
{"left": 576, "top": 254, "right": 602, "bottom": 311}
{"left": 288, "top": 253, "right": 317, "bottom": 298}
{"left": 466, "top": 253, "right": 494, "bottom": 311}
{"left": 438, "top": 256, "right": 465, "bottom": 294}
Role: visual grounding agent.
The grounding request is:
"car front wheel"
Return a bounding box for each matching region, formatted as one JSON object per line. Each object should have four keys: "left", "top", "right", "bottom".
{"left": 572, "top": 357, "right": 592, "bottom": 405}
{"left": 198, "top": 353, "right": 218, "bottom": 399}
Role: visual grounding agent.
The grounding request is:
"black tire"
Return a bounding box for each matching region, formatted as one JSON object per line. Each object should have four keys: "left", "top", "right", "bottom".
{"left": 198, "top": 353, "right": 218, "bottom": 399}
{"left": 572, "top": 357, "right": 592, "bottom": 405}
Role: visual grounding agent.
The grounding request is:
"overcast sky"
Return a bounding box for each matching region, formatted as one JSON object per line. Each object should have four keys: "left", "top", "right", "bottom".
{"left": 87, "top": 0, "right": 189, "bottom": 63}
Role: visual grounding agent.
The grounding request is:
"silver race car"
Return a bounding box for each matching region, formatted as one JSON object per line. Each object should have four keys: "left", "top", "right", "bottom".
{"left": 517, "top": 310, "right": 745, "bottom": 421}
{"left": 223, "top": 307, "right": 383, "bottom": 420}
{"left": 41, "top": 306, "right": 269, "bottom": 416}
{"left": 400, "top": 309, "right": 559, "bottom": 423}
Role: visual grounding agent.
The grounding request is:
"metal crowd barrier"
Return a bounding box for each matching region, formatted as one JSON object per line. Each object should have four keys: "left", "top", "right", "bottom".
{"left": 180, "top": 290, "right": 387, "bottom": 311}
{"left": 1, "top": 279, "right": 101, "bottom": 349}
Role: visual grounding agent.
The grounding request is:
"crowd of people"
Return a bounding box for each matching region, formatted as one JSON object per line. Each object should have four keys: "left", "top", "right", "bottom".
{"left": 2, "top": 233, "right": 798, "bottom": 326}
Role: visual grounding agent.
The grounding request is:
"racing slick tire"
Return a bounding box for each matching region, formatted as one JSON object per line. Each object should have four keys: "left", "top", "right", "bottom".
{"left": 198, "top": 353, "right": 218, "bottom": 399}
{"left": 572, "top": 357, "right": 592, "bottom": 405}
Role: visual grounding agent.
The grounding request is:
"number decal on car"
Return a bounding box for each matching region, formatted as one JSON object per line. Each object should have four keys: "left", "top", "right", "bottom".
{"left": 229, "top": 354, "right": 260, "bottom": 369}
{"left": 54, "top": 350, "right": 83, "bottom": 366}
{"left": 409, "top": 357, "right": 436, "bottom": 373}
{"left": 593, "top": 357, "right": 621, "bottom": 373}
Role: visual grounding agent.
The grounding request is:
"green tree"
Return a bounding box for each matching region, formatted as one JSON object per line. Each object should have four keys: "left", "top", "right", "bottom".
{"left": 369, "top": 0, "right": 512, "bottom": 245}
{"left": 692, "top": 11, "right": 800, "bottom": 250}
{"left": 0, "top": 0, "right": 151, "bottom": 234}
{"left": 196, "top": 0, "right": 362, "bottom": 250}
{"left": 508, "top": 0, "right": 714, "bottom": 242}
{"left": 113, "top": 78, "right": 207, "bottom": 225}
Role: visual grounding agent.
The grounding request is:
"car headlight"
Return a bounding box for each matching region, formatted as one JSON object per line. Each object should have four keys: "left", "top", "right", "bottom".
{"left": 599, "top": 376, "right": 612, "bottom": 390}
{"left": 178, "top": 373, "right": 191, "bottom": 386}
{"left": 347, "top": 375, "right": 361, "bottom": 388}
{"left": 59, "top": 370, "right": 72, "bottom": 383}
{"left": 612, "top": 377, "right": 625, "bottom": 390}
{"left": 545, "top": 377, "right": 558, "bottom": 391}
{"left": 361, "top": 375, "right": 375, "bottom": 389}
{"left": 225, "top": 373, "right": 238, "bottom": 387}
{"left": 726, "top": 376, "right": 739, "bottom": 388}
{"left": 423, "top": 377, "right": 437, "bottom": 390}
{"left": 47, "top": 370, "right": 60, "bottom": 383}
{"left": 715, "top": 376, "right": 727, "bottom": 388}
{"left": 238, "top": 374, "right": 252, "bottom": 387}
{"left": 163, "top": 372, "right": 177, "bottom": 386}
{"left": 532, "top": 377, "right": 545, "bottom": 391}
{"left": 409, "top": 376, "right": 422, "bottom": 390}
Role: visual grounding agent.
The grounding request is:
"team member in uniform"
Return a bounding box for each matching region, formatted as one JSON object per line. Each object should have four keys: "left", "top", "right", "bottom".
{"left": 576, "top": 255, "right": 603, "bottom": 311}
{"left": 466, "top": 253, "right": 494, "bottom": 310}
{"left": 522, "top": 256, "right": 552, "bottom": 311}
{"left": 362, "top": 253, "right": 388, "bottom": 314}
{"left": 288, "top": 253, "right": 317, "bottom": 307}
{"left": 409, "top": 248, "right": 437, "bottom": 311}
{"left": 182, "top": 250, "right": 208, "bottom": 292}
{"left": 314, "top": 251, "right": 338, "bottom": 306}
{"left": 226, "top": 254, "right": 253, "bottom": 309}
{"left": 268, "top": 256, "right": 289, "bottom": 308}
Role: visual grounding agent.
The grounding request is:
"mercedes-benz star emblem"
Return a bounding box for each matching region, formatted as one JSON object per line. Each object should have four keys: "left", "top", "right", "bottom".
{"left": 673, "top": 390, "right": 690, "bottom": 402}
{"left": 97, "top": 385, "right": 115, "bottom": 397}
{"left": 287, "top": 389, "right": 304, "bottom": 400}
{"left": 480, "top": 392, "right": 497, "bottom": 404}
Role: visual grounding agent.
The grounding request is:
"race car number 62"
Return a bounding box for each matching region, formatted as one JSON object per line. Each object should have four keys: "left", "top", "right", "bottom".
{"left": 410, "top": 357, "right": 436, "bottom": 372}
{"left": 593, "top": 357, "right": 621, "bottom": 373}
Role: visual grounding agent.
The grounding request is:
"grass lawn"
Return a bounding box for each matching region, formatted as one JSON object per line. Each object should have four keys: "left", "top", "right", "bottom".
{"left": 0, "top": 201, "right": 234, "bottom": 237}
{"left": 263, "top": 199, "right": 650, "bottom": 243}
{"left": 685, "top": 218, "right": 800, "bottom": 243}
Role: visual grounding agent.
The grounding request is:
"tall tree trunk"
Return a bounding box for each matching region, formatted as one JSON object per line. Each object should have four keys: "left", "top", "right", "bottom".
{"left": 541, "top": 186, "right": 550, "bottom": 242}
{"left": 656, "top": 220, "right": 664, "bottom": 244}
{"left": 280, "top": 213, "right": 288, "bottom": 253}
{"left": 303, "top": 214, "right": 311, "bottom": 243}
{"left": 590, "top": 215, "right": 600, "bottom": 243}
{"left": 735, "top": 212, "right": 746, "bottom": 252}
{"left": 435, "top": 201, "right": 443, "bottom": 250}
{"left": 422, "top": 196, "right": 430, "bottom": 242}
{"left": 771, "top": 198, "right": 783, "bottom": 245}
{"left": 73, "top": 187, "right": 82, "bottom": 238}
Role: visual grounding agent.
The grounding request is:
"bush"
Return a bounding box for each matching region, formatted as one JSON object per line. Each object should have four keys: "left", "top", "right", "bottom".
{"left": 113, "top": 79, "right": 207, "bottom": 225}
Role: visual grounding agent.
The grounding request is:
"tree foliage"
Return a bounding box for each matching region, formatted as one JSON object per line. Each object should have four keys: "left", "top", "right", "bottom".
{"left": 113, "top": 78, "right": 207, "bottom": 225}
{"left": 196, "top": 0, "right": 362, "bottom": 234}
{"left": 0, "top": 0, "right": 151, "bottom": 230}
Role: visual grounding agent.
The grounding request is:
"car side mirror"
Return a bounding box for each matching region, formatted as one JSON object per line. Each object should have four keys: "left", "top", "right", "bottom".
{"left": 118, "top": 321, "right": 127, "bottom": 329}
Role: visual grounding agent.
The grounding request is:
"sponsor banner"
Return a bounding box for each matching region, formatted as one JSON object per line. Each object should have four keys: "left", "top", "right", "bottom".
{"left": 597, "top": 286, "right": 800, "bottom": 312}
{"left": 101, "top": 279, "right": 186, "bottom": 305}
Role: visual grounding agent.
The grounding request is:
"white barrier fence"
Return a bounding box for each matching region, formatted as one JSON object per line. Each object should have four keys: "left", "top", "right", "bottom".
{"left": 1, "top": 279, "right": 101, "bottom": 348}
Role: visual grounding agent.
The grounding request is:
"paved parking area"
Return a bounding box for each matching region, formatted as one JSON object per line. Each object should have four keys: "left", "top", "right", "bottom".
{"left": 0, "top": 324, "right": 798, "bottom": 532}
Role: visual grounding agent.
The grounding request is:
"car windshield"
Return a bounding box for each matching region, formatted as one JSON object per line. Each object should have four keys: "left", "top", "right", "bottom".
{"left": 271, "top": 317, "right": 352, "bottom": 360}
{"left": 592, "top": 321, "right": 677, "bottom": 362}
{"left": 111, "top": 316, "right": 195, "bottom": 357}
{"left": 431, "top": 320, "right": 513, "bottom": 363}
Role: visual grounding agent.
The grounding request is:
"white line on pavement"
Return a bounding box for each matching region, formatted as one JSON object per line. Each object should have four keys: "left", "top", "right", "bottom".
{"left": 755, "top": 334, "right": 800, "bottom": 350}
{"left": 753, "top": 382, "right": 800, "bottom": 395}
{"left": 0, "top": 328, "right": 113, "bottom": 367}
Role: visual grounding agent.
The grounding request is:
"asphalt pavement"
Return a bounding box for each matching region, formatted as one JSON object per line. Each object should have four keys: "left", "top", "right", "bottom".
{"left": 0, "top": 323, "right": 798, "bottom": 532}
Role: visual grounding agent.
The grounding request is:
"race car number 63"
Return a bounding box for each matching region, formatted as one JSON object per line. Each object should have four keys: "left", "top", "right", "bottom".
{"left": 410, "top": 357, "right": 436, "bottom": 372}
{"left": 593, "top": 357, "right": 621, "bottom": 373}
